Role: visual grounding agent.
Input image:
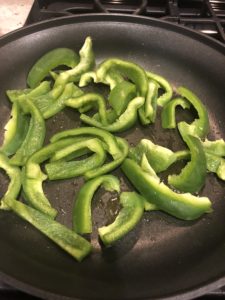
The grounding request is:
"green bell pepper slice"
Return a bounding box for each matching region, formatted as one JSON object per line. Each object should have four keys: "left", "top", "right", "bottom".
{"left": 0, "top": 101, "right": 29, "bottom": 156}
{"left": 96, "top": 58, "right": 148, "bottom": 98}
{"left": 6, "top": 81, "right": 51, "bottom": 103}
{"left": 121, "top": 158, "right": 212, "bottom": 220}
{"left": 42, "top": 83, "right": 83, "bottom": 119}
{"left": 66, "top": 93, "right": 108, "bottom": 125}
{"left": 30, "top": 37, "right": 95, "bottom": 116}
{"left": 53, "top": 37, "right": 95, "bottom": 89}
{"left": 23, "top": 138, "right": 79, "bottom": 218}
{"left": 73, "top": 175, "right": 120, "bottom": 234}
{"left": 79, "top": 71, "right": 97, "bottom": 87}
{"left": 50, "top": 127, "right": 123, "bottom": 159}
{"left": 139, "top": 79, "right": 159, "bottom": 125}
{"left": 80, "top": 96, "right": 145, "bottom": 133}
{"left": 202, "top": 139, "right": 225, "bottom": 180}
{"left": 10, "top": 97, "right": 46, "bottom": 166}
{"left": 161, "top": 97, "right": 191, "bottom": 129}
{"left": 50, "top": 127, "right": 128, "bottom": 179}
{"left": 176, "top": 87, "right": 209, "bottom": 138}
{"left": 45, "top": 138, "right": 106, "bottom": 180}
{"left": 108, "top": 81, "right": 137, "bottom": 116}
{"left": 98, "top": 191, "right": 144, "bottom": 246}
{"left": 5, "top": 198, "right": 91, "bottom": 262}
{"left": 105, "top": 69, "right": 124, "bottom": 90}
{"left": 79, "top": 69, "right": 124, "bottom": 90}
{"left": 27, "top": 48, "right": 79, "bottom": 88}
{"left": 84, "top": 137, "right": 129, "bottom": 180}
{"left": 129, "top": 138, "right": 177, "bottom": 173}
{"left": 168, "top": 123, "right": 207, "bottom": 193}
{"left": 146, "top": 71, "right": 173, "bottom": 106}
{"left": 0, "top": 152, "right": 21, "bottom": 210}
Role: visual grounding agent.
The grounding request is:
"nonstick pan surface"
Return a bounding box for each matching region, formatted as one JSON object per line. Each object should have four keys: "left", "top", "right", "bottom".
{"left": 0, "top": 14, "right": 225, "bottom": 300}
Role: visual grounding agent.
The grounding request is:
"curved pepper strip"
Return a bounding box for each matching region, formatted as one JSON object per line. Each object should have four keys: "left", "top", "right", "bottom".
{"left": 108, "top": 81, "right": 136, "bottom": 116}
{"left": 23, "top": 138, "right": 81, "bottom": 218}
{"left": 105, "top": 69, "right": 124, "bottom": 90}
{"left": 93, "top": 109, "right": 118, "bottom": 124}
{"left": 139, "top": 79, "right": 159, "bottom": 125}
{"left": 73, "top": 175, "right": 120, "bottom": 234}
{"left": 122, "top": 158, "right": 212, "bottom": 220}
{"left": 177, "top": 87, "right": 209, "bottom": 138}
{"left": 50, "top": 127, "right": 122, "bottom": 160}
{"left": 146, "top": 71, "right": 173, "bottom": 106}
{"left": 43, "top": 83, "right": 83, "bottom": 119}
{"left": 129, "top": 139, "right": 177, "bottom": 173}
{"left": 202, "top": 139, "right": 225, "bottom": 180}
{"left": 5, "top": 198, "right": 91, "bottom": 262}
{"left": 49, "top": 137, "right": 92, "bottom": 162}
{"left": 0, "top": 152, "right": 21, "bottom": 210}
{"left": 84, "top": 137, "right": 129, "bottom": 180}
{"left": 30, "top": 37, "right": 95, "bottom": 116}
{"left": 45, "top": 138, "right": 106, "bottom": 180}
{"left": 79, "top": 69, "right": 124, "bottom": 91}
{"left": 98, "top": 192, "right": 144, "bottom": 246}
{"left": 96, "top": 58, "right": 148, "bottom": 97}
{"left": 161, "top": 97, "right": 191, "bottom": 129}
{"left": 66, "top": 93, "right": 108, "bottom": 125}
{"left": 10, "top": 98, "right": 46, "bottom": 166}
{"left": 27, "top": 48, "right": 79, "bottom": 88}
{"left": 52, "top": 37, "right": 95, "bottom": 91}
{"left": 6, "top": 81, "right": 51, "bottom": 103}
{"left": 79, "top": 71, "right": 98, "bottom": 87}
{"left": 0, "top": 102, "right": 29, "bottom": 156}
{"left": 168, "top": 123, "right": 207, "bottom": 193}
{"left": 80, "top": 97, "right": 145, "bottom": 133}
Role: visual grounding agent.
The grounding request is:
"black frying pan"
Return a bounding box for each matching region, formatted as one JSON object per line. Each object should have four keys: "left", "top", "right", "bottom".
{"left": 0, "top": 14, "right": 225, "bottom": 300}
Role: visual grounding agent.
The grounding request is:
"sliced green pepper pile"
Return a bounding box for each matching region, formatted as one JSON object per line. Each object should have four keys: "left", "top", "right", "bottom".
{"left": 0, "top": 36, "right": 223, "bottom": 262}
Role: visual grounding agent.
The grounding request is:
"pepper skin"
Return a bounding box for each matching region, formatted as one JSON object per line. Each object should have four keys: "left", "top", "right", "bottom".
{"left": 176, "top": 87, "right": 209, "bottom": 138}
{"left": 10, "top": 97, "right": 46, "bottom": 166}
{"left": 0, "top": 152, "right": 21, "bottom": 210}
{"left": 98, "top": 192, "right": 144, "bottom": 246}
{"left": 45, "top": 138, "right": 106, "bottom": 180}
{"left": 168, "top": 123, "right": 207, "bottom": 193}
{"left": 129, "top": 139, "right": 177, "bottom": 173}
{"left": 84, "top": 137, "right": 129, "bottom": 180}
{"left": 50, "top": 127, "right": 123, "bottom": 159}
{"left": 96, "top": 58, "right": 148, "bottom": 98}
{"left": 27, "top": 48, "right": 79, "bottom": 88}
{"left": 5, "top": 198, "right": 92, "bottom": 262}
{"left": 73, "top": 175, "right": 120, "bottom": 234}
{"left": 108, "top": 81, "right": 136, "bottom": 116}
{"left": 121, "top": 158, "right": 212, "bottom": 220}
{"left": 139, "top": 79, "right": 159, "bottom": 125}
{"left": 0, "top": 102, "right": 29, "bottom": 156}
{"left": 66, "top": 93, "right": 108, "bottom": 125}
{"left": 80, "top": 97, "right": 145, "bottom": 133}
{"left": 161, "top": 97, "right": 191, "bottom": 129}
{"left": 146, "top": 71, "right": 173, "bottom": 106}
{"left": 202, "top": 139, "right": 225, "bottom": 180}
{"left": 23, "top": 138, "right": 80, "bottom": 218}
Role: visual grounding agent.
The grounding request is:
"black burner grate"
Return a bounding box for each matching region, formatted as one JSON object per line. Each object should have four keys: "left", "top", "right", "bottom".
{"left": 25, "top": 0, "right": 225, "bottom": 42}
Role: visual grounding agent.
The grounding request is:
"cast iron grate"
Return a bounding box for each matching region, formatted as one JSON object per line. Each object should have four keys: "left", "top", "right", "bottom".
{"left": 25, "top": 0, "right": 225, "bottom": 43}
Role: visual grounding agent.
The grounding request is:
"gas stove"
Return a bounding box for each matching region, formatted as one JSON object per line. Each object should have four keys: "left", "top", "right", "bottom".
{"left": 1, "top": 0, "right": 225, "bottom": 299}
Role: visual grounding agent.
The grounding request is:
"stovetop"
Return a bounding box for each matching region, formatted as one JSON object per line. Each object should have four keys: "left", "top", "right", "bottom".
{"left": 1, "top": 0, "right": 225, "bottom": 299}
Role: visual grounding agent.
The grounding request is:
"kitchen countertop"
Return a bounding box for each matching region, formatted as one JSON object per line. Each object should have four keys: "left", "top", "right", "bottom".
{"left": 0, "top": 0, "right": 33, "bottom": 36}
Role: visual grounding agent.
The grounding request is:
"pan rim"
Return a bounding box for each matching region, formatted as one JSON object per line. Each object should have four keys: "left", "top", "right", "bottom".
{"left": 0, "top": 13, "right": 224, "bottom": 53}
{"left": 0, "top": 12, "right": 225, "bottom": 300}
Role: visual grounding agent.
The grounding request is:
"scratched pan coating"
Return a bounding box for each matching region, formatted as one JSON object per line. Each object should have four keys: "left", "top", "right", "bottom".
{"left": 0, "top": 14, "right": 225, "bottom": 300}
